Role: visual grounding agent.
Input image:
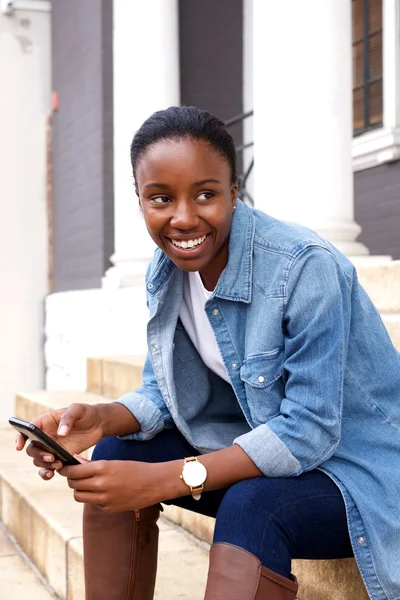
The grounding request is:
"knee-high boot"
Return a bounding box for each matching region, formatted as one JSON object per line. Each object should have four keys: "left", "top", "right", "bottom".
{"left": 83, "top": 503, "right": 161, "bottom": 600}
{"left": 203, "top": 543, "right": 298, "bottom": 600}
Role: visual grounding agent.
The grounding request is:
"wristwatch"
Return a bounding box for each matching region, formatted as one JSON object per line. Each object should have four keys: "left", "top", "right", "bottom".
{"left": 180, "top": 456, "right": 207, "bottom": 500}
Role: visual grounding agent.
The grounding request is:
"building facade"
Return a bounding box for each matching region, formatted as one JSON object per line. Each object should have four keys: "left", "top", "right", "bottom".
{"left": 46, "top": 0, "right": 400, "bottom": 390}
{"left": 0, "top": 0, "right": 398, "bottom": 407}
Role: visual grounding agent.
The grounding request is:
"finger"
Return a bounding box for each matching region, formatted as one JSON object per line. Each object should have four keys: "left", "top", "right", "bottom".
{"left": 15, "top": 432, "right": 27, "bottom": 451}
{"left": 33, "top": 458, "right": 63, "bottom": 470}
{"left": 26, "top": 443, "right": 55, "bottom": 463}
{"left": 57, "top": 403, "right": 85, "bottom": 436}
{"left": 59, "top": 462, "right": 97, "bottom": 479}
{"left": 72, "top": 490, "right": 103, "bottom": 505}
{"left": 74, "top": 454, "right": 90, "bottom": 464}
{"left": 39, "top": 468, "right": 55, "bottom": 481}
{"left": 67, "top": 476, "right": 99, "bottom": 491}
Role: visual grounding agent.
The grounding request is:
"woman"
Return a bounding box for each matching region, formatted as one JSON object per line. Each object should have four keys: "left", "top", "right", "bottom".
{"left": 17, "top": 106, "right": 400, "bottom": 600}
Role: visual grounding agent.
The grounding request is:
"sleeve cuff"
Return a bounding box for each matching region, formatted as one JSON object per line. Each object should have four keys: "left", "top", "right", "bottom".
{"left": 114, "top": 392, "right": 165, "bottom": 441}
{"left": 234, "top": 424, "right": 301, "bottom": 477}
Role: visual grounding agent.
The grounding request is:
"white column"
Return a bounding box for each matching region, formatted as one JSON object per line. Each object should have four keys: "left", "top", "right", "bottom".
{"left": 253, "top": 0, "right": 369, "bottom": 256}
{"left": 0, "top": 6, "right": 50, "bottom": 420}
{"left": 104, "top": 0, "right": 180, "bottom": 288}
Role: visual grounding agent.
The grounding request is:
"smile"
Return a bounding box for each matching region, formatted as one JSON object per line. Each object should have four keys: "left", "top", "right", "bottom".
{"left": 169, "top": 235, "right": 208, "bottom": 250}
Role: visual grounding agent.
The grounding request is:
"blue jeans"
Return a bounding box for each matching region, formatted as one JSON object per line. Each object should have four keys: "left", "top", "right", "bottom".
{"left": 92, "top": 428, "right": 353, "bottom": 578}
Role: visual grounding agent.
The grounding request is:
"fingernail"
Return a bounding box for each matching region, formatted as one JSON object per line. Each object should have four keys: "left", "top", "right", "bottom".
{"left": 58, "top": 425, "right": 68, "bottom": 436}
{"left": 43, "top": 455, "right": 53, "bottom": 462}
{"left": 45, "top": 470, "right": 52, "bottom": 478}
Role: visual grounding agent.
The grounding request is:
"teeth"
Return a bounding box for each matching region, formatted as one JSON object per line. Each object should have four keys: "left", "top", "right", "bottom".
{"left": 171, "top": 235, "right": 206, "bottom": 249}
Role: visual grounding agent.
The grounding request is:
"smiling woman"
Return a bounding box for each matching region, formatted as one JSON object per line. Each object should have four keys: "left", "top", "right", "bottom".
{"left": 132, "top": 107, "right": 238, "bottom": 290}
{"left": 136, "top": 140, "right": 236, "bottom": 290}
{"left": 17, "top": 106, "right": 400, "bottom": 600}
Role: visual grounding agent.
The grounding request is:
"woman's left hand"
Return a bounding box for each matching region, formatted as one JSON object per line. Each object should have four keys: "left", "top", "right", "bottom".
{"left": 59, "top": 458, "right": 164, "bottom": 513}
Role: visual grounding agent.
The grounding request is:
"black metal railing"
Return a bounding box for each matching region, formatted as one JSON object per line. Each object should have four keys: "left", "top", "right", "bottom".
{"left": 225, "top": 110, "right": 254, "bottom": 206}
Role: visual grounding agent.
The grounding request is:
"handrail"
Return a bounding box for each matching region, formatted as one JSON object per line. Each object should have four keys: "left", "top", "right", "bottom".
{"left": 225, "top": 110, "right": 254, "bottom": 206}
{"left": 224, "top": 110, "right": 254, "bottom": 127}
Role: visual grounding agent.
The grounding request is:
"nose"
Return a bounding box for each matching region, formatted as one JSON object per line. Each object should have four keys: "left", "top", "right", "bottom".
{"left": 170, "top": 199, "right": 199, "bottom": 230}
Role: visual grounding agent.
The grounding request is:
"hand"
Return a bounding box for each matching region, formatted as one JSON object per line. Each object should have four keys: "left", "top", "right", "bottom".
{"left": 15, "top": 404, "right": 105, "bottom": 481}
{"left": 60, "top": 459, "right": 164, "bottom": 513}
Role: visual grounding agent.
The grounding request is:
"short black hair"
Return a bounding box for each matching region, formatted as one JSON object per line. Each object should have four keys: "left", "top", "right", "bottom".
{"left": 130, "top": 105, "right": 237, "bottom": 185}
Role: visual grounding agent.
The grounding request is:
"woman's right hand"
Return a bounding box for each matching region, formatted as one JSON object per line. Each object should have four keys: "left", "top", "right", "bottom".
{"left": 15, "top": 403, "right": 105, "bottom": 480}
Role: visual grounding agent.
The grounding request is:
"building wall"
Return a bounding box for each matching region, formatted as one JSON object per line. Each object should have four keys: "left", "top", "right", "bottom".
{"left": 51, "top": 0, "right": 113, "bottom": 292}
{"left": 179, "top": 0, "right": 243, "bottom": 149}
{"left": 354, "top": 162, "right": 400, "bottom": 260}
{"left": 0, "top": 5, "right": 50, "bottom": 421}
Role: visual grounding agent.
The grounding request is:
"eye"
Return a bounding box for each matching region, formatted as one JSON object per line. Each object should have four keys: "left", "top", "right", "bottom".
{"left": 151, "top": 196, "right": 171, "bottom": 204}
{"left": 197, "top": 192, "right": 214, "bottom": 201}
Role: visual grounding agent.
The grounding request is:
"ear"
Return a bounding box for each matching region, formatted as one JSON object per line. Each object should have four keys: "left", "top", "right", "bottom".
{"left": 231, "top": 183, "right": 238, "bottom": 207}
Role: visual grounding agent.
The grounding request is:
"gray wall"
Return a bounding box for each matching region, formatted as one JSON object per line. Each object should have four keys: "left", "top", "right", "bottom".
{"left": 354, "top": 162, "right": 400, "bottom": 260}
{"left": 179, "top": 0, "right": 243, "bottom": 151}
{"left": 51, "top": 0, "right": 114, "bottom": 292}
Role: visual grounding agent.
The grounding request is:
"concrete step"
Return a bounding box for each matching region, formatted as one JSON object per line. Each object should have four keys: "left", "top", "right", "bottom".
{"left": 86, "top": 355, "right": 144, "bottom": 399}
{"left": 15, "top": 390, "right": 110, "bottom": 424}
{"left": 0, "top": 427, "right": 209, "bottom": 600}
{"left": 13, "top": 392, "right": 370, "bottom": 599}
{"left": 0, "top": 523, "right": 57, "bottom": 599}
{"left": 381, "top": 312, "right": 400, "bottom": 350}
{"left": 356, "top": 260, "right": 400, "bottom": 312}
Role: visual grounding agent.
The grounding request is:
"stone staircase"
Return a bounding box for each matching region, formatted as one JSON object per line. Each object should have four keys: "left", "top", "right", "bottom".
{"left": 0, "top": 261, "right": 398, "bottom": 599}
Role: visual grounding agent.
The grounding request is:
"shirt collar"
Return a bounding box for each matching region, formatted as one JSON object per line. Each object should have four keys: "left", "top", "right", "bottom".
{"left": 214, "top": 199, "right": 254, "bottom": 303}
{"left": 146, "top": 199, "right": 255, "bottom": 303}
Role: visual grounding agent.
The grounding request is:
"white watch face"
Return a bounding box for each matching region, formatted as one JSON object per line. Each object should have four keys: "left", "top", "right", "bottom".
{"left": 182, "top": 460, "right": 207, "bottom": 487}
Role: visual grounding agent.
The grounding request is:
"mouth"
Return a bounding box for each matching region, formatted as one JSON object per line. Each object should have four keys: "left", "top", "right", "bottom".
{"left": 166, "top": 234, "right": 210, "bottom": 257}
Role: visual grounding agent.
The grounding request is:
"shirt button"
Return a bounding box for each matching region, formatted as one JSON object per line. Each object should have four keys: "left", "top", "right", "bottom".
{"left": 258, "top": 376, "right": 265, "bottom": 383}
{"left": 231, "top": 363, "right": 238, "bottom": 370}
{"left": 151, "top": 344, "right": 158, "bottom": 352}
{"left": 147, "top": 283, "right": 153, "bottom": 290}
{"left": 212, "top": 309, "right": 219, "bottom": 316}
{"left": 358, "top": 537, "right": 366, "bottom": 545}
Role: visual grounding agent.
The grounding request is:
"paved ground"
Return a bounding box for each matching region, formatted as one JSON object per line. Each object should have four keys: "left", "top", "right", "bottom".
{"left": 156, "top": 518, "right": 209, "bottom": 599}
{"left": 0, "top": 524, "right": 56, "bottom": 599}
{"left": 0, "top": 518, "right": 210, "bottom": 600}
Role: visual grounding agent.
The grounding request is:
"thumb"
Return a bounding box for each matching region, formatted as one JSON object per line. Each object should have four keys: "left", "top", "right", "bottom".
{"left": 73, "top": 454, "right": 90, "bottom": 464}
{"left": 57, "top": 404, "right": 84, "bottom": 436}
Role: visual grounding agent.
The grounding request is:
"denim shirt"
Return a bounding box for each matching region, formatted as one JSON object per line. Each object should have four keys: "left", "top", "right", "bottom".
{"left": 117, "top": 200, "right": 400, "bottom": 600}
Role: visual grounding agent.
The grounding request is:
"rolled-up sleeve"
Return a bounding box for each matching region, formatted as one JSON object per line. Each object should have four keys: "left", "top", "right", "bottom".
{"left": 234, "top": 247, "right": 352, "bottom": 477}
{"left": 115, "top": 351, "right": 174, "bottom": 441}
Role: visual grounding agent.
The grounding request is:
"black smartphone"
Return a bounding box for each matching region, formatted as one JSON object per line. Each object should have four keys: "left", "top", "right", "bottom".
{"left": 9, "top": 417, "right": 80, "bottom": 466}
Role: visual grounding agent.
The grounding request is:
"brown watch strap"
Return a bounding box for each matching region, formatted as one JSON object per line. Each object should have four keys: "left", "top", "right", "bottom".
{"left": 191, "top": 484, "right": 204, "bottom": 494}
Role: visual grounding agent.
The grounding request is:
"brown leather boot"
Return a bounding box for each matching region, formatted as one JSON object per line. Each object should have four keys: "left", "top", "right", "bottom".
{"left": 83, "top": 503, "right": 161, "bottom": 600}
{"left": 203, "top": 543, "right": 298, "bottom": 599}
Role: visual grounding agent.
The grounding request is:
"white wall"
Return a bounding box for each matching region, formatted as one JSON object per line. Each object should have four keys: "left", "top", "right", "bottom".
{"left": 45, "top": 288, "right": 149, "bottom": 390}
{"left": 0, "top": 5, "right": 50, "bottom": 421}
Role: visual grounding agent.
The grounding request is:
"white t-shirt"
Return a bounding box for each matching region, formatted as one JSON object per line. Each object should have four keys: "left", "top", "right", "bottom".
{"left": 179, "top": 271, "right": 230, "bottom": 382}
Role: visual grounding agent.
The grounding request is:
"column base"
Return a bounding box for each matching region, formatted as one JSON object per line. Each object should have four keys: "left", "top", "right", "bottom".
{"left": 102, "top": 254, "right": 152, "bottom": 289}
{"left": 314, "top": 220, "right": 369, "bottom": 257}
{"left": 349, "top": 255, "right": 392, "bottom": 267}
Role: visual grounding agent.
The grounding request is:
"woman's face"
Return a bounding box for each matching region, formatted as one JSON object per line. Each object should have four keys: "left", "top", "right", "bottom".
{"left": 135, "top": 137, "right": 237, "bottom": 290}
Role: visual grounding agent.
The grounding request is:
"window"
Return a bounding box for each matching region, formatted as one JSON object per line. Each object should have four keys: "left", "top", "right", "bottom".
{"left": 352, "top": 0, "right": 383, "bottom": 136}
{"left": 352, "top": 0, "right": 400, "bottom": 171}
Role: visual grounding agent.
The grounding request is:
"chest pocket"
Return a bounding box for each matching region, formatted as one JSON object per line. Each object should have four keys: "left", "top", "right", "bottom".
{"left": 240, "top": 348, "right": 285, "bottom": 424}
